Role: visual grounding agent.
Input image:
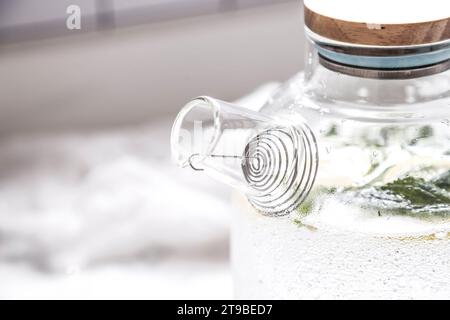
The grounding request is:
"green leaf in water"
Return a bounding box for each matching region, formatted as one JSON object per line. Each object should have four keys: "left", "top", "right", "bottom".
{"left": 293, "top": 219, "right": 318, "bottom": 232}
{"left": 296, "top": 187, "right": 337, "bottom": 216}
{"left": 409, "top": 125, "right": 434, "bottom": 145}
{"left": 434, "top": 171, "right": 450, "bottom": 190}
{"left": 379, "top": 175, "right": 450, "bottom": 207}
{"left": 297, "top": 198, "right": 314, "bottom": 216}
{"left": 325, "top": 124, "right": 338, "bottom": 137}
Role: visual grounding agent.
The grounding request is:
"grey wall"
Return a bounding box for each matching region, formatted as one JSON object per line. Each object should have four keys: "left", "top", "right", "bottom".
{"left": 0, "top": 1, "right": 305, "bottom": 134}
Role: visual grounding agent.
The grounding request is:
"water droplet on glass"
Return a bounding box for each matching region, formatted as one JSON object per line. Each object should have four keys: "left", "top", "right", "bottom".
{"left": 405, "top": 85, "right": 416, "bottom": 103}
{"left": 357, "top": 87, "right": 369, "bottom": 98}
{"left": 307, "top": 52, "right": 313, "bottom": 65}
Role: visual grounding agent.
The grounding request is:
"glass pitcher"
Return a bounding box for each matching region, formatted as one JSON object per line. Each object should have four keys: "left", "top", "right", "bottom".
{"left": 171, "top": 0, "right": 450, "bottom": 299}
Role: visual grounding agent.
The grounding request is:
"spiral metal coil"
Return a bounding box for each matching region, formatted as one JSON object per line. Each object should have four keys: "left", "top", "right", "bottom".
{"left": 241, "top": 125, "right": 319, "bottom": 216}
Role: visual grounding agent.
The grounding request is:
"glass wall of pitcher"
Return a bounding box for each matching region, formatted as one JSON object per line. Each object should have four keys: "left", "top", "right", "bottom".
{"left": 231, "top": 33, "right": 450, "bottom": 299}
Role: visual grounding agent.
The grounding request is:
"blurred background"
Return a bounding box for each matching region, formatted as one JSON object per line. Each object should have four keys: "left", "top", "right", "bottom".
{"left": 0, "top": 0, "right": 305, "bottom": 299}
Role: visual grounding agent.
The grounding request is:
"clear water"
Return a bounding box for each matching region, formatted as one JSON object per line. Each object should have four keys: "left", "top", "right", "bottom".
{"left": 232, "top": 196, "right": 449, "bottom": 299}
{"left": 231, "top": 123, "right": 450, "bottom": 299}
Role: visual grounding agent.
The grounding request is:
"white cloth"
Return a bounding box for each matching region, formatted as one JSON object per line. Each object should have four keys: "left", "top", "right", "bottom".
{"left": 0, "top": 83, "right": 279, "bottom": 299}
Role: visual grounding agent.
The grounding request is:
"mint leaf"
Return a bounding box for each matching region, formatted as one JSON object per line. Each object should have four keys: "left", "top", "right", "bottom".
{"left": 379, "top": 175, "right": 450, "bottom": 207}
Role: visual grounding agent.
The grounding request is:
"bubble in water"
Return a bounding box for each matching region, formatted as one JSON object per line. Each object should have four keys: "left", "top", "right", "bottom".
{"left": 319, "top": 108, "right": 328, "bottom": 117}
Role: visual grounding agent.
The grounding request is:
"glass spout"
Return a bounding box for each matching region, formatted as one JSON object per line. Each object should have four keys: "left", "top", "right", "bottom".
{"left": 171, "top": 96, "right": 319, "bottom": 216}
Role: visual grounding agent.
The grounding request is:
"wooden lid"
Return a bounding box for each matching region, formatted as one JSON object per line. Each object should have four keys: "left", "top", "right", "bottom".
{"left": 304, "top": 0, "right": 450, "bottom": 46}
